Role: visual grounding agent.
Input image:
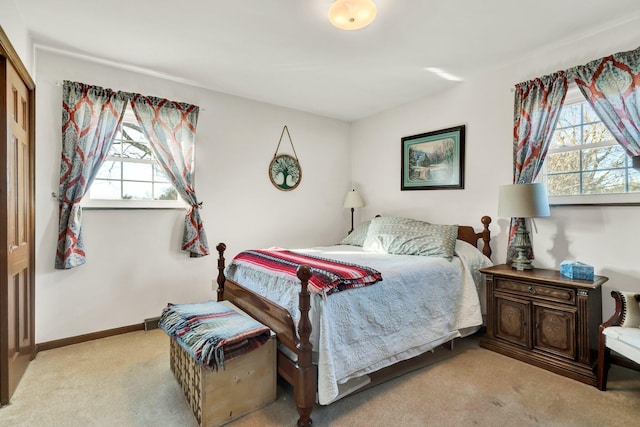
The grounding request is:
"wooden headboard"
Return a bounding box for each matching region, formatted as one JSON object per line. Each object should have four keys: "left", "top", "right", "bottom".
{"left": 458, "top": 215, "right": 492, "bottom": 258}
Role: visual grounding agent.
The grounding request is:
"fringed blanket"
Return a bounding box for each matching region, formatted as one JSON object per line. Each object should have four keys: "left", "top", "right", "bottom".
{"left": 231, "top": 249, "right": 382, "bottom": 297}
{"left": 159, "top": 301, "right": 271, "bottom": 370}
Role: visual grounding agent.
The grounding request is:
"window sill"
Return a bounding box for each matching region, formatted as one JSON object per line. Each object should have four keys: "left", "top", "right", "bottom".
{"left": 81, "top": 199, "right": 188, "bottom": 210}
{"left": 549, "top": 193, "right": 640, "bottom": 206}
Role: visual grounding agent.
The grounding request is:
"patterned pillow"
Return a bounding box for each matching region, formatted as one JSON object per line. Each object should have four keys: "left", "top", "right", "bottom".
{"left": 362, "top": 216, "right": 458, "bottom": 260}
{"left": 339, "top": 220, "right": 371, "bottom": 246}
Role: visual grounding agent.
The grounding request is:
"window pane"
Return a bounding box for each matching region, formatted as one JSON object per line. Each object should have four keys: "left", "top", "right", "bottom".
{"left": 96, "top": 161, "right": 121, "bottom": 180}
{"left": 550, "top": 126, "right": 580, "bottom": 149}
{"left": 629, "top": 169, "right": 640, "bottom": 192}
{"left": 548, "top": 173, "right": 580, "bottom": 196}
{"left": 123, "top": 162, "right": 153, "bottom": 181}
{"left": 583, "top": 102, "right": 602, "bottom": 123}
{"left": 583, "top": 121, "right": 613, "bottom": 145}
{"left": 548, "top": 151, "right": 579, "bottom": 173}
{"left": 121, "top": 140, "right": 152, "bottom": 159}
{"left": 109, "top": 139, "right": 122, "bottom": 157}
{"left": 91, "top": 179, "right": 121, "bottom": 199}
{"left": 582, "top": 146, "right": 626, "bottom": 170}
{"left": 120, "top": 122, "right": 147, "bottom": 142}
{"left": 154, "top": 165, "right": 171, "bottom": 183}
{"left": 556, "top": 103, "right": 582, "bottom": 127}
{"left": 123, "top": 181, "right": 153, "bottom": 200}
{"left": 582, "top": 169, "right": 626, "bottom": 194}
{"left": 155, "top": 183, "right": 178, "bottom": 200}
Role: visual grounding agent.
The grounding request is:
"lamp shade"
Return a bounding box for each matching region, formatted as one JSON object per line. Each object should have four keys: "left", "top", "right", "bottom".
{"left": 498, "top": 183, "right": 550, "bottom": 218}
{"left": 344, "top": 189, "right": 365, "bottom": 208}
{"left": 328, "top": 0, "right": 377, "bottom": 30}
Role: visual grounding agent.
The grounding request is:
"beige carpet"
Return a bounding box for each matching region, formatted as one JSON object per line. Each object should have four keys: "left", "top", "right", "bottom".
{"left": 1, "top": 329, "right": 639, "bottom": 426}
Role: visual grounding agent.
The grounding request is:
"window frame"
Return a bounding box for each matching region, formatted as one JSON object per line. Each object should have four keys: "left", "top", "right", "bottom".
{"left": 81, "top": 105, "right": 187, "bottom": 210}
{"left": 537, "top": 84, "right": 640, "bottom": 206}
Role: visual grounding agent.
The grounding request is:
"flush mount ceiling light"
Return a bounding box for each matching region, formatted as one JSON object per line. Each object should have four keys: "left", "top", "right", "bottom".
{"left": 328, "top": 0, "right": 377, "bottom": 30}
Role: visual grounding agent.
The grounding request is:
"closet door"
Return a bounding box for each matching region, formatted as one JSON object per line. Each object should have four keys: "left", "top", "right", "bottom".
{"left": 0, "top": 29, "right": 36, "bottom": 406}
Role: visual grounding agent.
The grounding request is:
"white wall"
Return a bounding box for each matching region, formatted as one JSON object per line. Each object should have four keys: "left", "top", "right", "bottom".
{"left": 0, "top": 0, "right": 33, "bottom": 74}
{"left": 35, "top": 49, "right": 351, "bottom": 343}
{"left": 12, "top": 5, "right": 640, "bottom": 342}
{"left": 350, "top": 17, "right": 640, "bottom": 318}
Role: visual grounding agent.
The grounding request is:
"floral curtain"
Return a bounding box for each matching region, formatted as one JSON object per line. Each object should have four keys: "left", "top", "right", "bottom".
{"left": 56, "top": 81, "right": 129, "bottom": 269}
{"left": 569, "top": 46, "right": 640, "bottom": 158}
{"left": 130, "top": 94, "right": 209, "bottom": 257}
{"left": 508, "top": 72, "right": 568, "bottom": 262}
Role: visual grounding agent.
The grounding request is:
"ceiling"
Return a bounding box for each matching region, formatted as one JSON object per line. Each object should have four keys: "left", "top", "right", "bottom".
{"left": 12, "top": 0, "right": 640, "bottom": 121}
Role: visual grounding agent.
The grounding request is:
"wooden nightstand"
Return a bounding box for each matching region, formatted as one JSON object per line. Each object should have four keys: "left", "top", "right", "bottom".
{"left": 480, "top": 264, "right": 608, "bottom": 386}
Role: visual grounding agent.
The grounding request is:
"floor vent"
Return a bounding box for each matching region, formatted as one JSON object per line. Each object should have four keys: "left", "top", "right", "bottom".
{"left": 144, "top": 316, "right": 161, "bottom": 331}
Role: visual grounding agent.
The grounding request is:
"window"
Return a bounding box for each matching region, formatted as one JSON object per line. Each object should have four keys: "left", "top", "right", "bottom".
{"left": 537, "top": 86, "right": 640, "bottom": 205}
{"left": 82, "top": 105, "right": 185, "bottom": 209}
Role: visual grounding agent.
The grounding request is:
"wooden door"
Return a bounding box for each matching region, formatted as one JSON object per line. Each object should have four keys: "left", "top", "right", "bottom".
{"left": 0, "top": 37, "right": 35, "bottom": 406}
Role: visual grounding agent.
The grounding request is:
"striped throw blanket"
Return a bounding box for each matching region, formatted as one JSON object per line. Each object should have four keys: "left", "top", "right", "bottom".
{"left": 231, "top": 249, "right": 382, "bottom": 297}
{"left": 159, "top": 301, "right": 271, "bottom": 370}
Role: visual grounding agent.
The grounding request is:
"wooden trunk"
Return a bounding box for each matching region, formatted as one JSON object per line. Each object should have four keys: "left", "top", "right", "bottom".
{"left": 169, "top": 333, "right": 276, "bottom": 427}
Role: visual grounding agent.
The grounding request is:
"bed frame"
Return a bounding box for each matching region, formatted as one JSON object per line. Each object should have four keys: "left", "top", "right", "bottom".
{"left": 215, "top": 215, "right": 491, "bottom": 426}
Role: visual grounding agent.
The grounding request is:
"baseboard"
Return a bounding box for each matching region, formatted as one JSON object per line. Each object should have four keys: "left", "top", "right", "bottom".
{"left": 35, "top": 323, "right": 145, "bottom": 354}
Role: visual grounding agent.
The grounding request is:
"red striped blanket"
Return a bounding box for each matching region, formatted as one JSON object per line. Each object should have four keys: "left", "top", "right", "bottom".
{"left": 231, "top": 249, "right": 382, "bottom": 296}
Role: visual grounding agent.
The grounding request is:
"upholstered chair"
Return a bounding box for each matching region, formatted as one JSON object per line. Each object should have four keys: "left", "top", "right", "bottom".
{"left": 597, "top": 291, "right": 640, "bottom": 390}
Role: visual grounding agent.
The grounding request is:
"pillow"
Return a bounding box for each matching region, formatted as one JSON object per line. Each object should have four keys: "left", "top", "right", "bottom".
{"left": 362, "top": 216, "right": 458, "bottom": 260}
{"left": 339, "top": 220, "right": 371, "bottom": 246}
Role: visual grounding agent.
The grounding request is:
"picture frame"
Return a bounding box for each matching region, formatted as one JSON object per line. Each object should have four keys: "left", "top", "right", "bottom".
{"left": 401, "top": 125, "right": 465, "bottom": 190}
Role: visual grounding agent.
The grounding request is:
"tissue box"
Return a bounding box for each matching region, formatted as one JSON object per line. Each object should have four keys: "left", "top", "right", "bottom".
{"left": 560, "top": 260, "right": 594, "bottom": 281}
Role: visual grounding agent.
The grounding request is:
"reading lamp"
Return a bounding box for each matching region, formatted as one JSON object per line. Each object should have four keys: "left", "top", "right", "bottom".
{"left": 344, "top": 189, "right": 365, "bottom": 234}
{"left": 498, "top": 183, "right": 550, "bottom": 271}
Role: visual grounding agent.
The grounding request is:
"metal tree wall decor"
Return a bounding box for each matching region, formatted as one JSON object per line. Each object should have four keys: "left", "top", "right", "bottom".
{"left": 269, "top": 125, "right": 302, "bottom": 191}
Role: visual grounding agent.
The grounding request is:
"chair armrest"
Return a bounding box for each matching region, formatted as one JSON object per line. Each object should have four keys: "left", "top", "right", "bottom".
{"left": 602, "top": 291, "right": 640, "bottom": 330}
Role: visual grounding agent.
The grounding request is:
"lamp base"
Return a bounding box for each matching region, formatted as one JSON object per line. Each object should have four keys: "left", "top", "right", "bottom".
{"left": 511, "top": 248, "right": 533, "bottom": 271}
{"left": 348, "top": 207, "right": 355, "bottom": 234}
{"left": 511, "top": 218, "right": 534, "bottom": 271}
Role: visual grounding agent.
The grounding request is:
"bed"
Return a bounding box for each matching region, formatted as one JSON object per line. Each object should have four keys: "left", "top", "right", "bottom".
{"left": 215, "top": 215, "right": 492, "bottom": 426}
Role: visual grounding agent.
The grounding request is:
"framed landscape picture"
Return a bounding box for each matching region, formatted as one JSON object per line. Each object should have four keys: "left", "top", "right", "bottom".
{"left": 401, "top": 125, "right": 465, "bottom": 190}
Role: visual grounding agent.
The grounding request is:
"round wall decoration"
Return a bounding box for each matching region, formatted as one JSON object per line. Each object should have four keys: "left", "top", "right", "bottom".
{"left": 269, "top": 154, "right": 302, "bottom": 191}
{"left": 269, "top": 125, "right": 302, "bottom": 191}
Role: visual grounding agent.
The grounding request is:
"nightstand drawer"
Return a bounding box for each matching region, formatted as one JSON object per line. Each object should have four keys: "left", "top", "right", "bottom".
{"left": 495, "top": 278, "right": 575, "bottom": 305}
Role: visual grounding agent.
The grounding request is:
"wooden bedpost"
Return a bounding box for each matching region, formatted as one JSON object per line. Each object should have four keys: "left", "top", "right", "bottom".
{"left": 216, "top": 243, "right": 227, "bottom": 302}
{"left": 295, "top": 265, "right": 315, "bottom": 427}
{"left": 481, "top": 216, "right": 492, "bottom": 259}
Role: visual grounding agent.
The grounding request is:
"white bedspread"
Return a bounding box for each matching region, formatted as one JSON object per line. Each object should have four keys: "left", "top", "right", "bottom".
{"left": 225, "top": 240, "right": 492, "bottom": 404}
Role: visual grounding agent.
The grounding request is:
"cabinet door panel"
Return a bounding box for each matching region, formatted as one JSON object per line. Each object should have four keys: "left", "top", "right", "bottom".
{"left": 534, "top": 304, "right": 576, "bottom": 360}
{"left": 495, "top": 293, "right": 531, "bottom": 348}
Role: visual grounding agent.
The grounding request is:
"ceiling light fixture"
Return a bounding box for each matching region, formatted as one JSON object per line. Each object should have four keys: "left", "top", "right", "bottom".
{"left": 328, "top": 0, "right": 377, "bottom": 30}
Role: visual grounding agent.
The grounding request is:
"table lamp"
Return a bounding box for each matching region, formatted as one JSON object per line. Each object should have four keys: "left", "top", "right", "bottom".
{"left": 498, "top": 183, "right": 550, "bottom": 271}
{"left": 343, "top": 189, "right": 365, "bottom": 234}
